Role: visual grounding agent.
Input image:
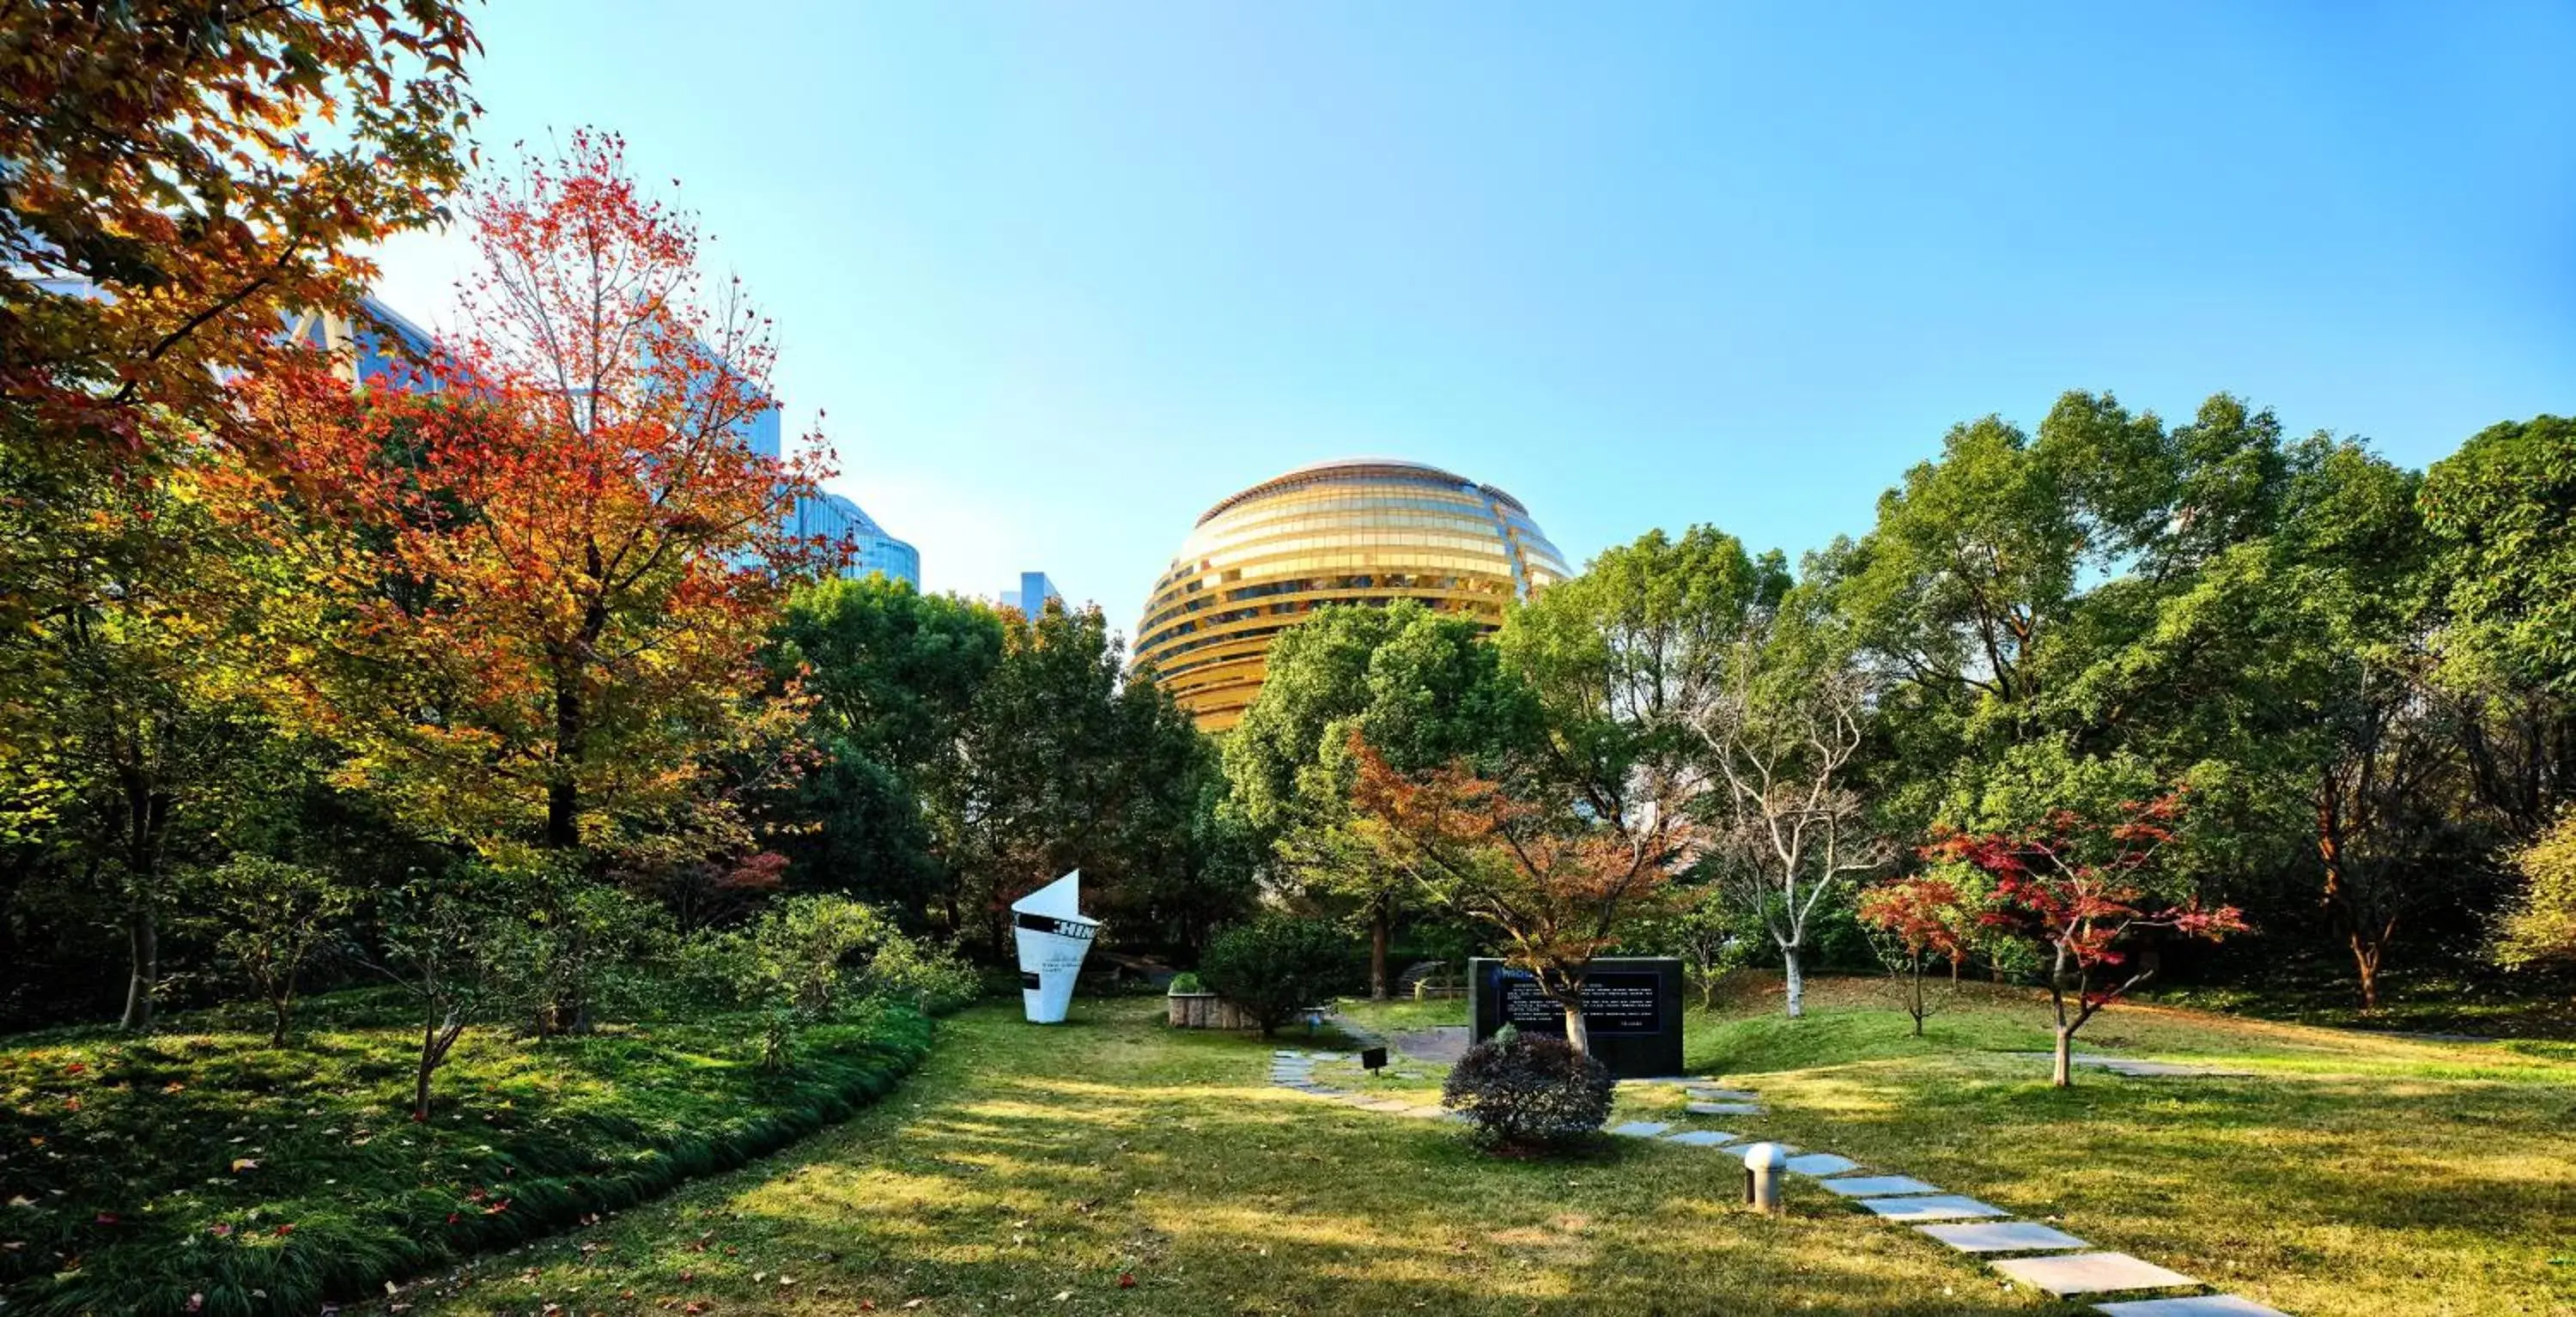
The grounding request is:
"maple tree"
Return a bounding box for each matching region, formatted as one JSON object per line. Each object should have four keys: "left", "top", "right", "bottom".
{"left": 1350, "top": 734, "right": 1694, "bottom": 1055}
{"left": 1, "top": 0, "right": 477, "bottom": 707}
{"left": 1854, "top": 874, "right": 1974, "bottom": 1035}
{"left": 229, "top": 133, "right": 829, "bottom": 950}
{"left": 1925, "top": 791, "right": 2247, "bottom": 1086}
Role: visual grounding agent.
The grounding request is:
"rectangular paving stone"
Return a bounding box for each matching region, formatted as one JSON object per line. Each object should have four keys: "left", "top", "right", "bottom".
{"left": 1685, "top": 1088, "right": 1760, "bottom": 1102}
{"left": 1854, "top": 1194, "right": 2008, "bottom": 1222}
{"left": 1662, "top": 1130, "right": 1739, "bottom": 1146}
{"left": 1607, "top": 1120, "right": 1672, "bottom": 1138}
{"left": 1686, "top": 1102, "right": 1766, "bottom": 1115}
{"left": 1358, "top": 1098, "right": 1414, "bottom": 1113}
{"left": 2093, "top": 1298, "right": 2290, "bottom": 1317}
{"left": 1989, "top": 1253, "right": 2197, "bottom": 1296}
{"left": 1821, "top": 1175, "right": 1941, "bottom": 1198}
{"left": 1784, "top": 1153, "right": 1858, "bottom": 1176}
{"left": 1915, "top": 1221, "right": 2089, "bottom": 1253}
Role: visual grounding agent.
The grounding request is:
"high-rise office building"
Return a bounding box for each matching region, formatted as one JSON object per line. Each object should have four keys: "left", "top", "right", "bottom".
{"left": 1001, "top": 572, "right": 1062, "bottom": 614}
{"left": 1133, "top": 458, "right": 1572, "bottom": 732}
{"left": 734, "top": 403, "right": 920, "bottom": 588}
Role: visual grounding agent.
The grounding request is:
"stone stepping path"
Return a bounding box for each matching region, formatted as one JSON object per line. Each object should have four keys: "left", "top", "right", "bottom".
{"left": 1806, "top": 1163, "right": 2274, "bottom": 1310}
{"left": 1262, "top": 1047, "right": 2285, "bottom": 1312}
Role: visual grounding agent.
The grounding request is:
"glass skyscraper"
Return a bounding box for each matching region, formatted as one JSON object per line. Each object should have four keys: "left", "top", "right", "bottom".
{"left": 729, "top": 393, "right": 921, "bottom": 589}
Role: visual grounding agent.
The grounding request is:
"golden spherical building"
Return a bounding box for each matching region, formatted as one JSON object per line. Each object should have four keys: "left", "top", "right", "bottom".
{"left": 1134, "top": 458, "right": 1573, "bottom": 732}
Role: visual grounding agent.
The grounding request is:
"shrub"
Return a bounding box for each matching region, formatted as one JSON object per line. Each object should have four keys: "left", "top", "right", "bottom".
{"left": 1166, "top": 971, "right": 1206, "bottom": 994}
{"left": 1440, "top": 1033, "right": 1614, "bottom": 1150}
{"left": 2497, "top": 811, "right": 2576, "bottom": 972}
{"left": 184, "top": 855, "right": 356, "bottom": 1046}
{"left": 1198, "top": 914, "right": 1350, "bottom": 1035}
{"left": 689, "top": 895, "right": 977, "bottom": 1068}
{"left": 865, "top": 931, "right": 982, "bottom": 1016}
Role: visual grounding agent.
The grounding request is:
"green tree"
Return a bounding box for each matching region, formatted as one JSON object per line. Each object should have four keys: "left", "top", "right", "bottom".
{"left": 2422, "top": 416, "right": 2576, "bottom": 696}
{"left": 934, "top": 601, "right": 1224, "bottom": 955}
{"left": 1223, "top": 601, "right": 1537, "bottom": 996}
{"left": 0, "top": 461, "right": 267, "bottom": 1029}
{"left": 770, "top": 576, "right": 1005, "bottom": 914}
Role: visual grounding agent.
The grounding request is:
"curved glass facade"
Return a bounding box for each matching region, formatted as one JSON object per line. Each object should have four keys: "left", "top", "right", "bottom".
{"left": 1134, "top": 458, "right": 1571, "bottom": 732}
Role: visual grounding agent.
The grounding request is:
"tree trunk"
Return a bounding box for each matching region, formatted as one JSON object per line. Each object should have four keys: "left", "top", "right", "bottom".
{"left": 1370, "top": 903, "right": 1390, "bottom": 1002}
{"left": 270, "top": 992, "right": 292, "bottom": 1048}
{"left": 1562, "top": 1000, "right": 1591, "bottom": 1056}
{"left": 547, "top": 663, "right": 585, "bottom": 850}
{"left": 1782, "top": 943, "right": 1806, "bottom": 1019}
{"left": 2351, "top": 933, "right": 2385, "bottom": 1011}
{"left": 119, "top": 906, "right": 158, "bottom": 1031}
{"left": 2052, "top": 1024, "right": 2075, "bottom": 1088}
{"left": 415, "top": 1011, "right": 440, "bottom": 1121}
{"left": 1909, "top": 960, "right": 1926, "bottom": 1036}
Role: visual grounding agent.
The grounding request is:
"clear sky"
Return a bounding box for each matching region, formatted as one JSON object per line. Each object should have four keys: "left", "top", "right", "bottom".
{"left": 368, "top": 2, "right": 2576, "bottom": 634}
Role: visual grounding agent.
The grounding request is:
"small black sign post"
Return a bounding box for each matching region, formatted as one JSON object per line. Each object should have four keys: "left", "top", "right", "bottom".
{"left": 1359, "top": 1045, "right": 1388, "bottom": 1075}
{"left": 1465, "top": 956, "right": 1686, "bottom": 1078}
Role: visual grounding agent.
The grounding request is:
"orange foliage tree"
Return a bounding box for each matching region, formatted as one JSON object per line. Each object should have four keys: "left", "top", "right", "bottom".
{"left": 1, "top": 0, "right": 477, "bottom": 462}
{"left": 1349, "top": 734, "right": 1695, "bottom": 1054}
{"left": 230, "top": 132, "right": 831, "bottom": 871}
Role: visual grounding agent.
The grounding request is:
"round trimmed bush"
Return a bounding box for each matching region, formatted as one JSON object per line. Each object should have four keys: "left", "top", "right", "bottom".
{"left": 1197, "top": 914, "right": 1351, "bottom": 1035}
{"left": 1440, "top": 1034, "right": 1614, "bottom": 1149}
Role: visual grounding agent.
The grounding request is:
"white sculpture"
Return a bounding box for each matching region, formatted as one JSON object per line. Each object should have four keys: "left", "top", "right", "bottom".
{"left": 1011, "top": 870, "right": 1097, "bottom": 1024}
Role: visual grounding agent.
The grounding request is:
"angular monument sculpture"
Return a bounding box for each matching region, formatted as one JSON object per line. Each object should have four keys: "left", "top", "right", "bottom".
{"left": 1012, "top": 870, "right": 1097, "bottom": 1024}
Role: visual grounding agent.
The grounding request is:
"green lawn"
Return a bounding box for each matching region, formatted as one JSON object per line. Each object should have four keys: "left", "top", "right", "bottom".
{"left": 1344, "top": 975, "right": 2576, "bottom": 1316}
{"left": 359, "top": 996, "right": 2058, "bottom": 1316}
{"left": 0, "top": 994, "right": 933, "bottom": 1317}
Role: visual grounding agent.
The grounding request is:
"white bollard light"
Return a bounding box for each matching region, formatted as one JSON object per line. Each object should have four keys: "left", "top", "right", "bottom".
{"left": 1742, "top": 1141, "right": 1788, "bottom": 1214}
{"left": 1011, "top": 869, "right": 1097, "bottom": 1024}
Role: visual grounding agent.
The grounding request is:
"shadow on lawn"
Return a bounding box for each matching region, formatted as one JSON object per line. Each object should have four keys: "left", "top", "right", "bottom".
{"left": 595, "top": 1006, "right": 2057, "bottom": 1317}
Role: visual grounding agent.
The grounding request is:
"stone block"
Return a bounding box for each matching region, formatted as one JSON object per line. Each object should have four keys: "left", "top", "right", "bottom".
{"left": 1607, "top": 1120, "right": 1672, "bottom": 1138}
{"left": 1662, "top": 1130, "right": 1738, "bottom": 1146}
{"left": 1784, "top": 1153, "right": 1858, "bottom": 1176}
{"left": 1686, "top": 1102, "right": 1766, "bottom": 1115}
{"left": 1914, "top": 1221, "right": 2088, "bottom": 1253}
{"left": 1989, "top": 1253, "right": 2197, "bottom": 1296}
{"left": 1821, "top": 1175, "right": 1941, "bottom": 1198}
{"left": 2092, "top": 1297, "right": 2289, "bottom": 1317}
{"left": 1854, "top": 1194, "right": 2007, "bottom": 1222}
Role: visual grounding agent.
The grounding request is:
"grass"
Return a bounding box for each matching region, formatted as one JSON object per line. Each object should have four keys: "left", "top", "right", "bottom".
{"left": 1342, "top": 974, "right": 2576, "bottom": 1315}
{"left": 0, "top": 992, "right": 933, "bottom": 1317}
{"left": 354, "top": 996, "right": 2060, "bottom": 1316}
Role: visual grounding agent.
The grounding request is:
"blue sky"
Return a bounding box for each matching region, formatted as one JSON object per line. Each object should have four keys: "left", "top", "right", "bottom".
{"left": 370, "top": 2, "right": 2576, "bottom": 631}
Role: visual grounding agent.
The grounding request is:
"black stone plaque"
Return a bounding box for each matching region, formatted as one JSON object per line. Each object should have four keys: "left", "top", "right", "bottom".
{"left": 1359, "top": 1046, "right": 1388, "bottom": 1071}
{"left": 1467, "top": 956, "right": 1686, "bottom": 1078}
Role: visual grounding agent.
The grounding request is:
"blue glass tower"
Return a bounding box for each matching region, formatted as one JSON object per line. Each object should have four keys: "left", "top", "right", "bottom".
{"left": 738, "top": 405, "right": 920, "bottom": 588}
